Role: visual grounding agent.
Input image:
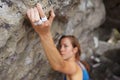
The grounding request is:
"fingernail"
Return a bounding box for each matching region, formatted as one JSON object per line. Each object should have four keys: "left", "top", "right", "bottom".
{"left": 37, "top": 3, "right": 40, "bottom": 6}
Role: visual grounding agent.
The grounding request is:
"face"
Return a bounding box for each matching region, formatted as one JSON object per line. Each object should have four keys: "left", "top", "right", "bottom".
{"left": 59, "top": 38, "right": 76, "bottom": 60}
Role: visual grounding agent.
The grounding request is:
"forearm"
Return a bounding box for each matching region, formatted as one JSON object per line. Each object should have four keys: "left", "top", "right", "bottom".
{"left": 26, "top": 3, "right": 60, "bottom": 69}
{"left": 39, "top": 32, "right": 64, "bottom": 69}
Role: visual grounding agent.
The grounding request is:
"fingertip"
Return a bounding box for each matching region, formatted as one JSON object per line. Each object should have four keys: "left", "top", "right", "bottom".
{"left": 36, "top": 3, "right": 42, "bottom": 9}
{"left": 48, "top": 9, "right": 55, "bottom": 24}
{"left": 27, "top": 9, "right": 31, "bottom": 18}
{"left": 33, "top": 7, "right": 37, "bottom": 11}
{"left": 50, "top": 9, "right": 55, "bottom": 18}
{"left": 36, "top": 3, "right": 40, "bottom": 6}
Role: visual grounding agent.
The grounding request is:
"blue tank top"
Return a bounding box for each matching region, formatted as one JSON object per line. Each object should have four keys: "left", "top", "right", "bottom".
{"left": 64, "top": 62, "right": 89, "bottom": 80}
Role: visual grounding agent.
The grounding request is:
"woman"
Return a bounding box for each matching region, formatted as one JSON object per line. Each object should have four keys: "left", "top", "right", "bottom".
{"left": 27, "top": 3, "right": 89, "bottom": 80}
{"left": 58, "top": 35, "right": 90, "bottom": 80}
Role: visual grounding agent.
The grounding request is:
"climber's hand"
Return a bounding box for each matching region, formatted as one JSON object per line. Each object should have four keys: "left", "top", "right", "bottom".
{"left": 27, "top": 3, "right": 55, "bottom": 35}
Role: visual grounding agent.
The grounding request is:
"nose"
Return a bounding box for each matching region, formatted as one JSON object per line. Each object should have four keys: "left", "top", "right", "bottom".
{"left": 60, "top": 46, "right": 64, "bottom": 52}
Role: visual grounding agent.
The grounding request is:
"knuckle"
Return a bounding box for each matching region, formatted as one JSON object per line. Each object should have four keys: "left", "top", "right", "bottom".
{"left": 44, "top": 22, "right": 50, "bottom": 27}
{"left": 44, "top": 23, "right": 49, "bottom": 27}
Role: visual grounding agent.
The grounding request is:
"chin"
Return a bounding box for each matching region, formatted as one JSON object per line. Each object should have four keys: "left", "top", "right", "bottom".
{"left": 63, "top": 57, "right": 69, "bottom": 60}
{"left": 62, "top": 57, "right": 67, "bottom": 60}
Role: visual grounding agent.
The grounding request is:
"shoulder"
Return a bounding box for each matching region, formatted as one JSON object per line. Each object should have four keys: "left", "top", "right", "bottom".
{"left": 55, "top": 61, "right": 82, "bottom": 75}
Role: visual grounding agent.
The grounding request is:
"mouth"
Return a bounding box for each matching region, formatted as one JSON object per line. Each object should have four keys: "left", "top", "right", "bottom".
{"left": 60, "top": 52, "right": 66, "bottom": 55}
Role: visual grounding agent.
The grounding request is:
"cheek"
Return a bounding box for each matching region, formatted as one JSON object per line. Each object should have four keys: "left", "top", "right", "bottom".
{"left": 66, "top": 47, "right": 74, "bottom": 53}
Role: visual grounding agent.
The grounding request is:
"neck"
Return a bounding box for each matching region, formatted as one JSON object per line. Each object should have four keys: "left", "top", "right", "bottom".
{"left": 65, "top": 56, "right": 77, "bottom": 62}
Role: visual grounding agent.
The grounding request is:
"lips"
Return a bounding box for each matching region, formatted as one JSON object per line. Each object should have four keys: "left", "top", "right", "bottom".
{"left": 60, "top": 52, "right": 66, "bottom": 55}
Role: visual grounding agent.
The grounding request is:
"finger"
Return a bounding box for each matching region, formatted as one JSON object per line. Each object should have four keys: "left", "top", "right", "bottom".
{"left": 34, "top": 7, "right": 40, "bottom": 21}
{"left": 48, "top": 9, "right": 55, "bottom": 24}
{"left": 30, "top": 8, "right": 35, "bottom": 22}
{"left": 36, "top": 3, "right": 46, "bottom": 18}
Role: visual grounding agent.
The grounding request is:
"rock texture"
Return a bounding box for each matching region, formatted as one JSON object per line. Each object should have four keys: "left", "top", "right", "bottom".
{"left": 88, "top": 0, "right": 120, "bottom": 80}
{"left": 0, "top": 0, "right": 62, "bottom": 80}
{"left": 0, "top": 0, "right": 120, "bottom": 80}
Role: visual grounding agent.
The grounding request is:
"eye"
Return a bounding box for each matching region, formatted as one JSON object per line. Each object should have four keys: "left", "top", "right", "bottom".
{"left": 59, "top": 45, "right": 61, "bottom": 48}
{"left": 64, "top": 45, "right": 68, "bottom": 48}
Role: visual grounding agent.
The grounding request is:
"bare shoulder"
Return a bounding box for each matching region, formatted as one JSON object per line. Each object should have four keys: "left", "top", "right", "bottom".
{"left": 66, "top": 62, "right": 83, "bottom": 80}
{"left": 55, "top": 61, "right": 82, "bottom": 75}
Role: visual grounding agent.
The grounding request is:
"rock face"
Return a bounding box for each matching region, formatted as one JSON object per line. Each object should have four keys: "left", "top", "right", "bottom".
{"left": 87, "top": 0, "right": 120, "bottom": 80}
{"left": 0, "top": 0, "right": 120, "bottom": 80}
{"left": 0, "top": 0, "right": 62, "bottom": 80}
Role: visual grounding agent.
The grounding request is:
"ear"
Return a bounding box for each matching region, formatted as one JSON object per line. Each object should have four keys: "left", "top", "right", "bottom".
{"left": 73, "top": 47, "right": 78, "bottom": 54}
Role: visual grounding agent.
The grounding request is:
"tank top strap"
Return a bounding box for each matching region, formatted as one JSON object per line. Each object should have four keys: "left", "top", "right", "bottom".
{"left": 77, "top": 61, "right": 90, "bottom": 80}
{"left": 77, "top": 61, "right": 85, "bottom": 70}
{"left": 64, "top": 75, "right": 66, "bottom": 80}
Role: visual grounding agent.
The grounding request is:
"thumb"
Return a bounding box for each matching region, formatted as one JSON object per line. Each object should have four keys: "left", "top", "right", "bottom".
{"left": 48, "top": 9, "right": 55, "bottom": 24}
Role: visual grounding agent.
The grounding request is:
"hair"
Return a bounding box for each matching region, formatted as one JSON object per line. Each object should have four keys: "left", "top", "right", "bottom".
{"left": 57, "top": 35, "right": 81, "bottom": 61}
